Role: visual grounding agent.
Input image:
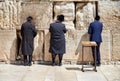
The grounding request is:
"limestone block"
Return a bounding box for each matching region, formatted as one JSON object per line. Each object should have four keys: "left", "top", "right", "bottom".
{"left": 21, "top": 2, "right": 52, "bottom": 29}
{"left": 76, "top": 2, "right": 95, "bottom": 30}
{"left": 9, "top": 1, "right": 18, "bottom": 29}
{"left": 0, "top": 30, "right": 17, "bottom": 63}
{"left": 54, "top": 2, "right": 75, "bottom": 21}
{"left": 0, "top": 9, "right": 4, "bottom": 29}
{"left": 54, "top": 2, "right": 75, "bottom": 29}
{"left": 3, "top": 0, "right": 10, "bottom": 29}
{"left": 44, "top": 29, "right": 51, "bottom": 61}
{"left": 0, "top": 0, "right": 21, "bottom": 30}
{"left": 99, "top": 1, "right": 120, "bottom": 30}
{"left": 112, "top": 34, "right": 120, "bottom": 61}
{"left": 63, "top": 21, "right": 75, "bottom": 29}
{"left": 64, "top": 30, "right": 92, "bottom": 63}
{"left": 101, "top": 30, "right": 112, "bottom": 62}
{"left": 33, "top": 30, "right": 44, "bottom": 61}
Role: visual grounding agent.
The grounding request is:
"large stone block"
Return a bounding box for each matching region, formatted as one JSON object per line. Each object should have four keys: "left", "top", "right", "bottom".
{"left": 99, "top": 1, "right": 120, "bottom": 30}
{"left": 33, "top": 30, "right": 44, "bottom": 61}
{"left": 21, "top": 2, "right": 52, "bottom": 30}
{"left": 76, "top": 2, "right": 95, "bottom": 30}
{"left": 54, "top": 2, "right": 75, "bottom": 29}
{"left": 112, "top": 34, "right": 120, "bottom": 61}
{"left": 101, "top": 30, "right": 112, "bottom": 62}
{"left": 0, "top": 30, "right": 17, "bottom": 63}
{"left": 44, "top": 29, "right": 51, "bottom": 62}
{"left": 0, "top": 0, "right": 21, "bottom": 30}
{"left": 64, "top": 30, "right": 93, "bottom": 63}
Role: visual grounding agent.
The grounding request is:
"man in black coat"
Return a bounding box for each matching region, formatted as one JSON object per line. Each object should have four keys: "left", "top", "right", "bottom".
{"left": 49, "top": 15, "right": 67, "bottom": 66}
{"left": 21, "top": 16, "right": 37, "bottom": 66}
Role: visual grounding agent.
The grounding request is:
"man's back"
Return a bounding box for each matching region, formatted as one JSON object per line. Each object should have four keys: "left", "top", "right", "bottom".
{"left": 88, "top": 21, "right": 103, "bottom": 42}
{"left": 49, "top": 22, "right": 66, "bottom": 40}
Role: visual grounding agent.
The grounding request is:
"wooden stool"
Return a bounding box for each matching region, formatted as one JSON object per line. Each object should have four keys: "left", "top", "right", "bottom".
{"left": 81, "top": 41, "right": 97, "bottom": 72}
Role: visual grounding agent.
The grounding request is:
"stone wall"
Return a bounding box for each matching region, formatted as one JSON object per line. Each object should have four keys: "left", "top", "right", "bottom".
{"left": 0, "top": 0, "right": 22, "bottom": 30}
{"left": 0, "top": 30, "right": 17, "bottom": 63}
{"left": 99, "top": 1, "right": 120, "bottom": 61}
{"left": 0, "top": 0, "right": 120, "bottom": 63}
{"left": 21, "top": 2, "right": 52, "bottom": 29}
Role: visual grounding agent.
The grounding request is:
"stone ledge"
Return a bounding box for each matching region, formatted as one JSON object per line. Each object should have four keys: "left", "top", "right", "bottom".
{"left": 52, "top": 0, "right": 98, "bottom": 2}
{"left": 4, "top": 60, "right": 120, "bottom": 66}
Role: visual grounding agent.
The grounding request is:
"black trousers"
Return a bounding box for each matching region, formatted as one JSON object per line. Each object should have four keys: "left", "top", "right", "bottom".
{"left": 24, "top": 55, "right": 32, "bottom": 63}
{"left": 92, "top": 42, "right": 101, "bottom": 64}
{"left": 52, "top": 54, "right": 63, "bottom": 64}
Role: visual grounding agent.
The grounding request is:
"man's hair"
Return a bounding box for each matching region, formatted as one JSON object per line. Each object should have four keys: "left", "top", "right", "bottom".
{"left": 57, "top": 15, "right": 64, "bottom": 22}
{"left": 95, "top": 15, "right": 100, "bottom": 21}
{"left": 27, "top": 16, "right": 33, "bottom": 21}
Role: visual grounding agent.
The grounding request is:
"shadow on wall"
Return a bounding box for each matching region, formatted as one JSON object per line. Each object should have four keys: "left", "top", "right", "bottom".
{"left": 16, "top": 31, "right": 23, "bottom": 62}
{"left": 10, "top": 38, "right": 17, "bottom": 63}
{"left": 75, "top": 32, "right": 93, "bottom": 64}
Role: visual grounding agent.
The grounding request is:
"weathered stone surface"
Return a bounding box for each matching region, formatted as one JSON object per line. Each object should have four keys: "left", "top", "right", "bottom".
{"left": 21, "top": 2, "right": 52, "bottom": 30}
{"left": 0, "top": 30, "right": 17, "bottom": 63}
{"left": 101, "top": 30, "right": 112, "bottom": 62}
{"left": 99, "top": 1, "right": 120, "bottom": 30}
{"left": 112, "top": 33, "right": 120, "bottom": 61}
{"left": 33, "top": 30, "right": 44, "bottom": 61}
{"left": 64, "top": 30, "right": 92, "bottom": 63}
{"left": 76, "top": 2, "right": 95, "bottom": 30}
{"left": 54, "top": 2, "right": 75, "bottom": 29}
{"left": 0, "top": 0, "right": 22, "bottom": 30}
{"left": 44, "top": 29, "right": 51, "bottom": 61}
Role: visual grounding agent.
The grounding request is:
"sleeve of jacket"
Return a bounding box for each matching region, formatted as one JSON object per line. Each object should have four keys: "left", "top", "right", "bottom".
{"left": 100, "top": 23, "right": 103, "bottom": 33}
{"left": 21, "top": 24, "right": 24, "bottom": 36}
{"left": 32, "top": 25, "right": 37, "bottom": 37}
{"left": 49, "top": 24, "right": 52, "bottom": 33}
{"left": 63, "top": 25, "right": 67, "bottom": 33}
{"left": 88, "top": 23, "right": 93, "bottom": 34}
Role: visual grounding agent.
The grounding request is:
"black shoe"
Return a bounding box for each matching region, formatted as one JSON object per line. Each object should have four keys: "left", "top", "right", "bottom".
{"left": 24, "top": 62, "right": 28, "bottom": 66}
{"left": 52, "top": 63, "right": 55, "bottom": 66}
{"left": 92, "top": 63, "right": 101, "bottom": 66}
{"left": 92, "top": 63, "right": 95, "bottom": 66}
{"left": 59, "top": 63, "right": 62, "bottom": 66}
{"left": 97, "top": 63, "right": 101, "bottom": 66}
{"left": 28, "top": 62, "right": 32, "bottom": 66}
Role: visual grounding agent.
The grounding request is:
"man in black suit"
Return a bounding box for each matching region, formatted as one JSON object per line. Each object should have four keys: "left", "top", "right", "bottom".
{"left": 49, "top": 15, "right": 67, "bottom": 66}
{"left": 21, "top": 16, "right": 37, "bottom": 66}
{"left": 88, "top": 15, "right": 103, "bottom": 66}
